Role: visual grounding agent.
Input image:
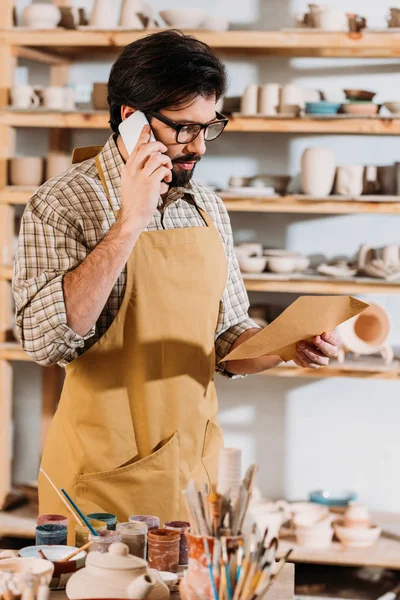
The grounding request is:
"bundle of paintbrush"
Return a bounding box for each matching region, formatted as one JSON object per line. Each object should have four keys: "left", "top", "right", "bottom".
{"left": 183, "top": 464, "right": 258, "bottom": 537}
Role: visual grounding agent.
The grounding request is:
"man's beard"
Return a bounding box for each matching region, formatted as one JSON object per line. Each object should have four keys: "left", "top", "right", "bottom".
{"left": 170, "top": 155, "right": 201, "bottom": 188}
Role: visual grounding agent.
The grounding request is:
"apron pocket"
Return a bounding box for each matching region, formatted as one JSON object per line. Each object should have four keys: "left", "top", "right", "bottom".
{"left": 75, "top": 431, "right": 180, "bottom": 523}
{"left": 201, "top": 420, "right": 224, "bottom": 492}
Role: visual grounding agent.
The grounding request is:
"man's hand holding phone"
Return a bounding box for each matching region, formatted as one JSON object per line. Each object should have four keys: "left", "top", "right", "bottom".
{"left": 119, "top": 125, "right": 172, "bottom": 232}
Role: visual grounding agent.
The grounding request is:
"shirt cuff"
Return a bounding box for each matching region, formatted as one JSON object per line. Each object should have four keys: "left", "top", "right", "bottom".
{"left": 215, "top": 318, "right": 261, "bottom": 379}
{"left": 29, "top": 273, "right": 96, "bottom": 349}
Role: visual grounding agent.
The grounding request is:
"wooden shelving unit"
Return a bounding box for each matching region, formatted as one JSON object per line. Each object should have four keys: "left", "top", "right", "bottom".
{"left": 1, "top": 2, "right": 400, "bottom": 537}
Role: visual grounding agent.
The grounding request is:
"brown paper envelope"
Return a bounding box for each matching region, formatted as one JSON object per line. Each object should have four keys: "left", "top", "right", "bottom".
{"left": 222, "top": 295, "right": 369, "bottom": 363}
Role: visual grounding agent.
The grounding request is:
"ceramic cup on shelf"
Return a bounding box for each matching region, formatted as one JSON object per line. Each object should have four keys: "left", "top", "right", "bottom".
{"left": 10, "top": 85, "right": 40, "bottom": 109}
{"left": 308, "top": 3, "right": 329, "bottom": 27}
{"left": 344, "top": 502, "right": 371, "bottom": 529}
{"left": 259, "top": 83, "right": 280, "bottom": 116}
{"left": 10, "top": 157, "right": 44, "bottom": 187}
{"left": 334, "top": 165, "right": 364, "bottom": 197}
{"left": 317, "top": 11, "right": 349, "bottom": 31}
{"left": 64, "top": 88, "right": 76, "bottom": 112}
{"left": 377, "top": 165, "right": 397, "bottom": 196}
{"left": 240, "top": 85, "right": 259, "bottom": 116}
{"left": 46, "top": 154, "right": 71, "bottom": 181}
{"left": 90, "top": 0, "right": 119, "bottom": 28}
{"left": 301, "top": 147, "right": 336, "bottom": 197}
{"left": 22, "top": 3, "right": 61, "bottom": 29}
{"left": 119, "top": 0, "right": 145, "bottom": 28}
{"left": 42, "top": 87, "right": 66, "bottom": 111}
{"left": 279, "top": 84, "right": 303, "bottom": 112}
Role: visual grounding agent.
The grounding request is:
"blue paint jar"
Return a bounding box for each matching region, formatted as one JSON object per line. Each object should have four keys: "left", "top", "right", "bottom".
{"left": 35, "top": 523, "right": 67, "bottom": 545}
{"left": 87, "top": 512, "right": 117, "bottom": 531}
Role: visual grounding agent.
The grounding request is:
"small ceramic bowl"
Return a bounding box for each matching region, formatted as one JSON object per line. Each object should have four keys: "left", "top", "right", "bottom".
{"left": 238, "top": 255, "right": 268, "bottom": 274}
{"left": 295, "top": 256, "right": 311, "bottom": 272}
{"left": 384, "top": 102, "right": 400, "bottom": 115}
{"left": 19, "top": 546, "right": 86, "bottom": 590}
{"left": 309, "top": 489, "right": 357, "bottom": 507}
{"left": 157, "top": 571, "right": 179, "bottom": 588}
{"left": 289, "top": 502, "right": 329, "bottom": 526}
{"left": 160, "top": 9, "right": 207, "bottom": 29}
{"left": 344, "top": 89, "right": 376, "bottom": 102}
{"left": 341, "top": 103, "right": 381, "bottom": 115}
{"left": 235, "top": 243, "right": 263, "bottom": 257}
{"left": 267, "top": 256, "right": 296, "bottom": 274}
{"left": 295, "top": 522, "right": 333, "bottom": 549}
{"left": 305, "top": 101, "right": 341, "bottom": 115}
{"left": 0, "top": 557, "right": 54, "bottom": 591}
{"left": 334, "top": 520, "right": 381, "bottom": 548}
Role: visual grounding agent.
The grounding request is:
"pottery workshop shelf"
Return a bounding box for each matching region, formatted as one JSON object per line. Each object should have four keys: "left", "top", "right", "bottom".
{"left": 221, "top": 194, "right": 400, "bottom": 215}
{"left": 2, "top": 111, "right": 400, "bottom": 135}
{"left": 244, "top": 275, "right": 400, "bottom": 295}
{"left": 265, "top": 362, "right": 400, "bottom": 381}
{"left": 2, "top": 29, "right": 400, "bottom": 59}
{"left": 0, "top": 186, "right": 37, "bottom": 205}
{"left": 0, "top": 343, "right": 30, "bottom": 362}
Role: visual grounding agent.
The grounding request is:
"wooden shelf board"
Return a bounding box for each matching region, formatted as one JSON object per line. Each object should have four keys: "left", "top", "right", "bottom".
{"left": 0, "top": 265, "right": 12, "bottom": 280}
{"left": 0, "top": 503, "right": 36, "bottom": 538}
{"left": 0, "top": 186, "right": 36, "bottom": 205}
{"left": 0, "top": 343, "right": 30, "bottom": 362}
{"left": 244, "top": 275, "right": 400, "bottom": 295}
{"left": 1, "top": 29, "right": 400, "bottom": 58}
{"left": 2, "top": 111, "right": 400, "bottom": 135}
{"left": 222, "top": 194, "right": 400, "bottom": 214}
{"left": 264, "top": 363, "right": 400, "bottom": 381}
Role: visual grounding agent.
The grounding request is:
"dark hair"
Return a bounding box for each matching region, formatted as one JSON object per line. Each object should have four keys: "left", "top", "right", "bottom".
{"left": 107, "top": 30, "right": 227, "bottom": 133}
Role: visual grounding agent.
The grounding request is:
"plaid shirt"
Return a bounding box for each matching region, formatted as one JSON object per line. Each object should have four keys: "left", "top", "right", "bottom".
{"left": 13, "top": 135, "right": 258, "bottom": 373}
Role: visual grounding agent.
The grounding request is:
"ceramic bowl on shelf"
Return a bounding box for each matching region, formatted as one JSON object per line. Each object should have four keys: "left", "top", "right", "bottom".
{"left": 294, "top": 518, "right": 334, "bottom": 549}
{"left": 309, "top": 489, "right": 357, "bottom": 507}
{"left": 238, "top": 255, "right": 268, "bottom": 274}
{"left": 235, "top": 243, "right": 263, "bottom": 258}
{"left": 159, "top": 9, "right": 207, "bottom": 29}
{"left": 19, "top": 546, "right": 87, "bottom": 590}
{"left": 344, "top": 89, "right": 376, "bottom": 102}
{"left": 266, "top": 256, "right": 296, "bottom": 274}
{"left": 334, "top": 520, "right": 381, "bottom": 548}
{"left": 305, "top": 101, "right": 341, "bottom": 115}
{"left": 289, "top": 502, "right": 329, "bottom": 527}
{"left": 341, "top": 103, "right": 381, "bottom": 115}
{"left": 202, "top": 15, "right": 229, "bottom": 31}
{"left": 384, "top": 102, "right": 400, "bottom": 115}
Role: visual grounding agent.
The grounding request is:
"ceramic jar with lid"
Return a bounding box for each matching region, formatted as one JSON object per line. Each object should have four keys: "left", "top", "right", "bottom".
{"left": 22, "top": 3, "right": 61, "bottom": 29}
{"left": 66, "top": 542, "right": 169, "bottom": 600}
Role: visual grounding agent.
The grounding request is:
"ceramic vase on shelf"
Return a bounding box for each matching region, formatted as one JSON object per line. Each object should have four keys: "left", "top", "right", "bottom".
{"left": 22, "top": 3, "right": 61, "bottom": 29}
{"left": 259, "top": 84, "right": 280, "bottom": 116}
{"left": 90, "top": 0, "right": 119, "bottom": 29}
{"left": 301, "top": 148, "right": 336, "bottom": 197}
{"left": 240, "top": 85, "right": 259, "bottom": 116}
{"left": 334, "top": 165, "right": 364, "bottom": 197}
{"left": 119, "top": 0, "right": 145, "bottom": 28}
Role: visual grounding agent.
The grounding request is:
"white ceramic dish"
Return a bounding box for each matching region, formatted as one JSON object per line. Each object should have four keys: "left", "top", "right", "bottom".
{"left": 267, "top": 256, "right": 296, "bottom": 274}
{"left": 235, "top": 243, "right": 263, "bottom": 257}
{"left": 157, "top": 571, "right": 178, "bottom": 588}
{"left": 384, "top": 102, "right": 400, "bottom": 114}
{"left": 238, "top": 256, "right": 268, "bottom": 274}
{"left": 160, "top": 9, "right": 207, "bottom": 28}
{"left": 334, "top": 521, "right": 381, "bottom": 547}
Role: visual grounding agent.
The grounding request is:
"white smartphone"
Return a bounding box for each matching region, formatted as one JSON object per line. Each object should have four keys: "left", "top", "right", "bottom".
{"left": 118, "top": 110, "right": 156, "bottom": 156}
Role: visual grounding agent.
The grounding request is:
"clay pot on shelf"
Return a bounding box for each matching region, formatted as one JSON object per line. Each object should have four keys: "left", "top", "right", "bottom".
{"left": 301, "top": 148, "right": 336, "bottom": 197}
{"left": 259, "top": 84, "right": 280, "bottom": 116}
{"left": 10, "top": 157, "right": 43, "bottom": 187}
{"left": 344, "top": 502, "right": 371, "bottom": 529}
{"left": 46, "top": 154, "right": 71, "bottom": 181}
{"left": 334, "top": 165, "right": 364, "bottom": 197}
{"left": 92, "top": 83, "right": 108, "bottom": 111}
{"left": 388, "top": 8, "right": 400, "bottom": 28}
{"left": 22, "top": 3, "right": 61, "bottom": 29}
{"left": 337, "top": 302, "right": 394, "bottom": 366}
{"left": 10, "top": 85, "right": 40, "bottom": 109}
{"left": 317, "top": 11, "right": 349, "bottom": 31}
{"left": 334, "top": 521, "right": 381, "bottom": 548}
{"left": 119, "top": 0, "right": 145, "bottom": 28}
{"left": 90, "top": 0, "right": 119, "bottom": 28}
{"left": 240, "top": 85, "right": 259, "bottom": 116}
{"left": 377, "top": 166, "right": 397, "bottom": 195}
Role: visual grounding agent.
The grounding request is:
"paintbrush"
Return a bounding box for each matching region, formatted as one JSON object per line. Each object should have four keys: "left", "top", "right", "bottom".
{"left": 61, "top": 488, "right": 99, "bottom": 536}
{"left": 235, "top": 538, "right": 244, "bottom": 585}
{"left": 201, "top": 483, "right": 212, "bottom": 532}
{"left": 38, "top": 549, "right": 47, "bottom": 560}
{"left": 183, "top": 490, "right": 200, "bottom": 535}
{"left": 198, "top": 491, "right": 211, "bottom": 536}
{"left": 253, "top": 549, "right": 293, "bottom": 600}
{"left": 60, "top": 541, "right": 92, "bottom": 562}
{"left": 237, "top": 465, "right": 258, "bottom": 534}
{"left": 221, "top": 537, "right": 233, "bottom": 600}
{"left": 40, "top": 468, "right": 83, "bottom": 526}
{"left": 203, "top": 537, "right": 219, "bottom": 600}
{"left": 208, "top": 489, "right": 222, "bottom": 537}
{"left": 233, "top": 524, "right": 256, "bottom": 600}
{"left": 186, "top": 480, "right": 209, "bottom": 535}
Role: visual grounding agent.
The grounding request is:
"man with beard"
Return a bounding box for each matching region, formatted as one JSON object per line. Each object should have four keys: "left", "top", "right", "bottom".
{"left": 13, "top": 30, "right": 339, "bottom": 523}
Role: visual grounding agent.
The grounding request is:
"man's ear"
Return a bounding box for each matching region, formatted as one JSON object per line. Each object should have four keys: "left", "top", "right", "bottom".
{"left": 121, "top": 105, "right": 136, "bottom": 121}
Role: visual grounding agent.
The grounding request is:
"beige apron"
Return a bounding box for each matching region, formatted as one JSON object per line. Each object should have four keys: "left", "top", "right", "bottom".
{"left": 39, "top": 146, "right": 228, "bottom": 529}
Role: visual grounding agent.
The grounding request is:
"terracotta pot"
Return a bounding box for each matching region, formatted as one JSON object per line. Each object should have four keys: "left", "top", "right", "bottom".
{"left": 334, "top": 165, "right": 364, "bottom": 197}
{"left": 301, "top": 148, "right": 336, "bottom": 197}
{"left": 10, "top": 157, "right": 43, "bottom": 187}
{"left": 92, "top": 83, "right": 108, "bottom": 111}
{"left": 180, "top": 534, "right": 219, "bottom": 600}
{"left": 46, "top": 154, "right": 71, "bottom": 181}
{"left": 338, "top": 302, "right": 392, "bottom": 360}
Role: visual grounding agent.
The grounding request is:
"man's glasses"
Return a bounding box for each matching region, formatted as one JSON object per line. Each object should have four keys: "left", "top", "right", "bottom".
{"left": 146, "top": 111, "right": 228, "bottom": 144}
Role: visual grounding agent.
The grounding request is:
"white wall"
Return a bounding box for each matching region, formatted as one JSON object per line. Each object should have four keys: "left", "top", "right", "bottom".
{"left": 12, "top": 0, "right": 400, "bottom": 511}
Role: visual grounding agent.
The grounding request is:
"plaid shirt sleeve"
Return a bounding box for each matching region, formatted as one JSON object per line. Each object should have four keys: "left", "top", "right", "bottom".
{"left": 209, "top": 194, "right": 261, "bottom": 378}
{"left": 12, "top": 189, "right": 96, "bottom": 367}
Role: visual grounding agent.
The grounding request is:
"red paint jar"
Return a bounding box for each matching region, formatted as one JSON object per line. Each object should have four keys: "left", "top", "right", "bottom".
{"left": 148, "top": 528, "right": 180, "bottom": 572}
{"left": 164, "top": 520, "right": 190, "bottom": 565}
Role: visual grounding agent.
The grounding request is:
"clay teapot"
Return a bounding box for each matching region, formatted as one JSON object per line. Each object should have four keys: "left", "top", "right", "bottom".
{"left": 66, "top": 542, "right": 169, "bottom": 600}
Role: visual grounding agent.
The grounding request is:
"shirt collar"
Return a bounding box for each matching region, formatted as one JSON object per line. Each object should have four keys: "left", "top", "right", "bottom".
{"left": 98, "top": 135, "right": 204, "bottom": 211}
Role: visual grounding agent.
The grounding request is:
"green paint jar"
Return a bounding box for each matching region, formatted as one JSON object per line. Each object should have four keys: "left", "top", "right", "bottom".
{"left": 87, "top": 512, "right": 117, "bottom": 531}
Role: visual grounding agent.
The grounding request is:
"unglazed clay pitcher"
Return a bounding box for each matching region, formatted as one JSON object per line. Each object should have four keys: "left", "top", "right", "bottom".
{"left": 90, "top": 0, "right": 119, "bottom": 28}
{"left": 66, "top": 542, "right": 169, "bottom": 600}
{"left": 301, "top": 148, "right": 336, "bottom": 196}
{"left": 180, "top": 534, "right": 219, "bottom": 600}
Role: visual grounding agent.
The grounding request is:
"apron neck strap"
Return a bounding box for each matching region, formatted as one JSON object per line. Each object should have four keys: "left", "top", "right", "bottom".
{"left": 95, "top": 154, "right": 119, "bottom": 219}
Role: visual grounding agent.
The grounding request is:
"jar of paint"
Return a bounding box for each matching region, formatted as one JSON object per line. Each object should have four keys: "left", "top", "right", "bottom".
{"left": 164, "top": 521, "right": 190, "bottom": 566}
{"left": 87, "top": 512, "right": 117, "bottom": 531}
{"left": 36, "top": 523, "right": 67, "bottom": 545}
{"left": 88, "top": 530, "right": 122, "bottom": 553}
{"left": 75, "top": 519, "right": 107, "bottom": 548}
{"left": 148, "top": 528, "right": 180, "bottom": 572}
{"left": 129, "top": 515, "right": 160, "bottom": 532}
{"left": 37, "top": 514, "right": 69, "bottom": 528}
{"left": 117, "top": 522, "right": 148, "bottom": 559}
